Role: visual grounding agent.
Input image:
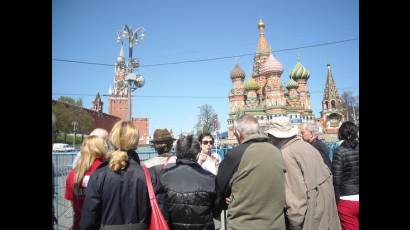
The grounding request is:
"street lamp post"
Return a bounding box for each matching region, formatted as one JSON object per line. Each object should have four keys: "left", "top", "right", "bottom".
{"left": 116, "top": 25, "right": 145, "bottom": 121}
{"left": 72, "top": 121, "right": 78, "bottom": 149}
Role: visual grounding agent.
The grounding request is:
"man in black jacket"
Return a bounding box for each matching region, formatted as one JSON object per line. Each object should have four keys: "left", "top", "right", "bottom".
{"left": 300, "top": 123, "right": 332, "bottom": 173}
{"left": 160, "top": 134, "right": 218, "bottom": 230}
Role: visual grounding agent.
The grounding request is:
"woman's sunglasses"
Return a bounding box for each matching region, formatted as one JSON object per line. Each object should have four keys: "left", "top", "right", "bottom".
{"left": 202, "top": 140, "right": 214, "bottom": 145}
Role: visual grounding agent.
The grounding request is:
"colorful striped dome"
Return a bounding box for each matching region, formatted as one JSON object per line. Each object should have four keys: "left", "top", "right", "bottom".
{"left": 261, "top": 53, "right": 284, "bottom": 74}
{"left": 244, "top": 78, "right": 260, "bottom": 91}
{"left": 230, "top": 64, "right": 245, "bottom": 80}
{"left": 290, "top": 59, "right": 310, "bottom": 80}
{"left": 286, "top": 78, "right": 299, "bottom": 89}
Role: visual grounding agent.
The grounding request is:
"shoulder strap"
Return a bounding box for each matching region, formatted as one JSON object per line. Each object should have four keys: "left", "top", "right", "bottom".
{"left": 142, "top": 166, "right": 155, "bottom": 200}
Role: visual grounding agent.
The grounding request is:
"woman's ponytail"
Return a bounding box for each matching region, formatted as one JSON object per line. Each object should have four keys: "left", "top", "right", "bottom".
{"left": 108, "top": 150, "right": 128, "bottom": 172}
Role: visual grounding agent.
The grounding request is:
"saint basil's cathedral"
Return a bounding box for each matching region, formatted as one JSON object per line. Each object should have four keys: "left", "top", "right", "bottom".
{"left": 227, "top": 19, "right": 345, "bottom": 140}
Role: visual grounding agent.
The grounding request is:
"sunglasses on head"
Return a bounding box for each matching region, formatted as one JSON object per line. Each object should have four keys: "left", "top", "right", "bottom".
{"left": 202, "top": 140, "right": 214, "bottom": 145}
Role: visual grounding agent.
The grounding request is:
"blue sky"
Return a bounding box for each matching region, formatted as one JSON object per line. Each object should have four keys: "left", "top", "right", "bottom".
{"left": 52, "top": 0, "right": 358, "bottom": 136}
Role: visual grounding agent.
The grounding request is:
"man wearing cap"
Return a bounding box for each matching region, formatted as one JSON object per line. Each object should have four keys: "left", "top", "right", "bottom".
{"left": 143, "top": 128, "right": 177, "bottom": 175}
{"left": 266, "top": 121, "right": 341, "bottom": 230}
{"left": 216, "top": 115, "right": 286, "bottom": 230}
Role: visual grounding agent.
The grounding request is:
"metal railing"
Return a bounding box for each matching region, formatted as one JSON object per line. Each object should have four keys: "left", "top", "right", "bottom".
{"left": 52, "top": 151, "right": 159, "bottom": 230}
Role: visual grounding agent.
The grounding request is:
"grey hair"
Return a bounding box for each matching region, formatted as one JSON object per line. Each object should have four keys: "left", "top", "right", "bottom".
{"left": 302, "top": 123, "right": 320, "bottom": 136}
{"left": 234, "top": 114, "right": 259, "bottom": 136}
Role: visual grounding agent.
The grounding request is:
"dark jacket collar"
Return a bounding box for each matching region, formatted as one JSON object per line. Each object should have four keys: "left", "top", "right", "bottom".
{"left": 97, "top": 150, "right": 140, "bottom": 169}
{"left": 127, "top": 150, "right": 141, "bottom": 164}
{"left": 176, "top": 158, "right": 198, "bottom": 166}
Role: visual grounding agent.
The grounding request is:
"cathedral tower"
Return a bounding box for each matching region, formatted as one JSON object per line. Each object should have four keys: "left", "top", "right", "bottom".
{"left": 252, "top": 19, "right": 272, "bottom": 76}
{"left": 285, "top": 77, "right": 301, "bottom": 108}
{"left": 289, "top": 57, "right": 312, "bottom": 111}
{"left": 320, "top": 64, "right": 345, "bottom": 133}
{"left": 229, "top": 64, "right": 246, "bottom": 114}
{"left": 261, "top": 53, "right": 286, "bottom": 109}
{"left": 244, "top": 78, "right": 260, "bottom": 109}
{"left": 227, "top": 64, "right": 246, "bottom": 139}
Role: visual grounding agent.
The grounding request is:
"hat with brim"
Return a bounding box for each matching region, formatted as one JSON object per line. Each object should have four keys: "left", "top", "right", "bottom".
{"left": 150, "top": 128, "right": 176, "bottom": 143}
{"left": 265, "top": 121, "right": 299, "bottom": 138}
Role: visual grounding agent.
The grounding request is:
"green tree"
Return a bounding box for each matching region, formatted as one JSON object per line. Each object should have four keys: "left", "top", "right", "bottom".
{"left": 195, "top": 104, "right": 218, "bottom": 135}
{"left": 340, "top": 90, "right": 359, "bottom": 124}
{"left": 52, "top": 103, "right": 74, "bottom": 142}
{"left": 52, "top": 102, "right": 95, "bottom": 143}
{"left": 76, "top": 98, "right": 83, "bottom": 107}
{"left": 76, "top": 111, "right": 94, "bottom": 135}
{"left": 58, "top": 96, "right": 83, "bottom": 106}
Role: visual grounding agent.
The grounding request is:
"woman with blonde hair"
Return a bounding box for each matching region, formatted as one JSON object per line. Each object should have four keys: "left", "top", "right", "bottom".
{"left": 64, "top": 135, "right": 107, "bottom": 230}
{"left": 80, "top": 120, "right": 165, "bottom": 230}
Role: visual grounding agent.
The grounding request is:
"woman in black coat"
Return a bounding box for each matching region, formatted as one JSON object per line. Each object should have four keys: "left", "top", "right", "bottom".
{"left": 160, "top": 135, "right": 219, "bottom": 230}
{"left": 80, "top": 121, "right": 164, "bottom": 230}
{"left": 332, "top": 121, "right": 359, "bottom": 230}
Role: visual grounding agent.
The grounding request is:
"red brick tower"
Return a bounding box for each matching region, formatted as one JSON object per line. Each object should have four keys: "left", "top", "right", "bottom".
{"left": 92, "top": 92, "right": 103, "bottom": 113}
{"left": 108, "top": 46, "right": 129, "bottom": 120}
{"left": 107, "top": 46, "right": 149, "bottom": 144}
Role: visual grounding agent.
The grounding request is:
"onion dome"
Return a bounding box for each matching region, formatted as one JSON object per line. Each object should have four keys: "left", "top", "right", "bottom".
{"left": 286, "top": 78, "right": 299, "bottom": 89}
{"left": 258, "top": 19, "right": 265, "bottom": 28}
{"left": 230, "top": 64, "right": 246, "bottom": 80}
{"left": 244, "top": 78, "right": 260, "bottom": 91}
{"left": 261, "top": 53, "right": 284, "bottom": 74}
{"left": 290, "top": 58, "right": 310, "bottom": 80}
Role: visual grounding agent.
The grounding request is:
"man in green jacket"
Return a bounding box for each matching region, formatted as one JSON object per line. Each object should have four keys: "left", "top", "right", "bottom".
{"left": 216, "top": 115, "right": 286, "bottom": 230}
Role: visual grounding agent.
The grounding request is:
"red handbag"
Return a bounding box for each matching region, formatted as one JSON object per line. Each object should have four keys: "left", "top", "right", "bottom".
{"left": 142, "top": 166, "right": 170, "bottom": 230}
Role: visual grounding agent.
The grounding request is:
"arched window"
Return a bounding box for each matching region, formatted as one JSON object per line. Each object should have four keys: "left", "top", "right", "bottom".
{"left": 325, "top": 101, "right": 329, "bottom": 110}
{"left": 331, "top": 100, "right": 336, "bottom": 109}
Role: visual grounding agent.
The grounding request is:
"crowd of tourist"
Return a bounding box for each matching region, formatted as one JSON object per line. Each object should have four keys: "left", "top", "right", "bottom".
{"left": 53, "top": 113, "right": 359, "bottom": 230}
